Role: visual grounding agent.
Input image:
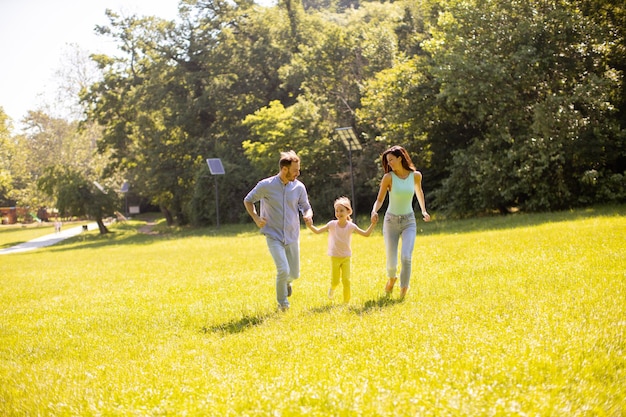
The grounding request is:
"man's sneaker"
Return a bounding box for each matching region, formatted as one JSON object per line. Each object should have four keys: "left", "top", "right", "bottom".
{"left": 287, "top": 283, "right": 292, "bottom": 297}
{"left": 278, "top": 304, "right": 290, "bottom": 312}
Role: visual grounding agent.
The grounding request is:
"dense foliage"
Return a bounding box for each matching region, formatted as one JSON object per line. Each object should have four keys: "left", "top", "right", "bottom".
{"left": 0, "top": 109, "right": 13, "bottom": 207}
{"left": 3, "top": 0, "right": 625, "bottom": 223}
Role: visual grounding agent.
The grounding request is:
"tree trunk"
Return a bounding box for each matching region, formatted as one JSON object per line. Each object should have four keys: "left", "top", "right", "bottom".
{"left": 161, "top": 206, "right": 174, "bottom": 226}
{"left": 96, "top": 218, "right": 109, "bottom": 234}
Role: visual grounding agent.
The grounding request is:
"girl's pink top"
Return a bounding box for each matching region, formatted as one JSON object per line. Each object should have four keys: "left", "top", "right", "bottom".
{"left": 327, "top": 220, "right": 357, "bottom": 257}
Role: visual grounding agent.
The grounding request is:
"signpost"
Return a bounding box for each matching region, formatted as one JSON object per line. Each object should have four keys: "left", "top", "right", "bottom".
{"left": 335, "top": 127, "right": 362, "bottom": 217}
{"left": 206, "top": 158, "right": 225, "bottom": 228}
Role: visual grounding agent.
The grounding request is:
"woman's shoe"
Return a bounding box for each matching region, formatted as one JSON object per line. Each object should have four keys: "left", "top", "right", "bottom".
{"left": 399, "top": 287, "right": 409, "bottom": 299}
{"left": 385, "top": 278, "right": 397, "bottom": 294}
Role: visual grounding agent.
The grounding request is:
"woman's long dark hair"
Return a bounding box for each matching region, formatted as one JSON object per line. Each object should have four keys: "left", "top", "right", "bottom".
{"left": 381, "top": 145, "right": 416, "bottom": 173}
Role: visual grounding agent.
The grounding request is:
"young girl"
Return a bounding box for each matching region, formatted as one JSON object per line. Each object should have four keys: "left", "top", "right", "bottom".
{"left": 305, "top": 197, "right": 377, "bottom": 303}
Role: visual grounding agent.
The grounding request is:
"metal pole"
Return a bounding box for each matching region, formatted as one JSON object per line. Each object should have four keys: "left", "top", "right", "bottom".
{"left": 349, "top": 146, "right": 356, "bottom": 218}
{"left": 214, "top": 176, "right": 220, "bottom": 228}
{"left": 206, "top": 158, "right": 225, "bottom": 229}
{"left": 334, "top": 127, "right": 361, "bottom": 219}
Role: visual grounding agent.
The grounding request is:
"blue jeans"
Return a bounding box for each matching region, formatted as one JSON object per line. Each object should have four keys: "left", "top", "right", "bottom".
{"left": 383, "top": 212, "right": 417, "bottom": 288}
{"left": 266, "top": 237, "right": 300, "bottom": 308}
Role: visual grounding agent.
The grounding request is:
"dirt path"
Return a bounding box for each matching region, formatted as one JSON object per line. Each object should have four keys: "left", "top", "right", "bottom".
{"left": 138, "top": 221, "right": 158, "bottom": 234}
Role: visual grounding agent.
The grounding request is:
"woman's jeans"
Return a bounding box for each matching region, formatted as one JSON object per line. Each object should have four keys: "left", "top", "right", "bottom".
{"left": 383, "top": 212, "right": 417, "bottom": 288}
{"left": 266, "top": 237, "right": 300, "bottom": 308}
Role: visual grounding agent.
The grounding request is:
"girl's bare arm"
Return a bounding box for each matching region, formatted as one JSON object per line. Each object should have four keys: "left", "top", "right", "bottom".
{"left": 307, "top": 222, "right": 329, "bottom": 234}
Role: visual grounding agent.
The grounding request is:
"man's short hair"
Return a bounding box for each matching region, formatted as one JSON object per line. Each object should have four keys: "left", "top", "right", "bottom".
{"left": 279, "top": 150, "right": 300, "bottom": 169}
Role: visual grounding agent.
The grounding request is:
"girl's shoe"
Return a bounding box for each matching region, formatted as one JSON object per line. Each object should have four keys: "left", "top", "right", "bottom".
{"left": 328, "top": 288, "right": 334, "bottom": 299}
{"left": 385, "top": 278, "right": 397, "bottom": 294}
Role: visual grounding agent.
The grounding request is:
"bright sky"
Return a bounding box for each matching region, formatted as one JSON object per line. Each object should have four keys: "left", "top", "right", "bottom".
{"left": 0, "top": 0, "right": 272, "bottom": 132}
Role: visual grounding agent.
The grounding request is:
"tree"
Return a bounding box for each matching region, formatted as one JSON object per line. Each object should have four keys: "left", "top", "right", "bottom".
{"left": 242, "top": 97, "right": 348, "bottom": 218}
{"left": 0, "top": 107, "right": 14, "bottom": 206}
{"left": 425, "top": 0, "right": 624, "bottom": 214}
{"left": 358, "top": 0, "right": 625, "bottom": 216}
{"left": 81, "top": 0, "right": 625, "bottom": 224}
{"left": 84, "top": 11, "right": 198, "bottom": 225}
{"left": 47, "top": 44, "right": 101, "bottom": 121}
{"left": 9, "top": 112, "right": 76, "bottom": 210}
{"left": 38, "top": 166, "right": 119, "bottom": 234}
{"left": 8, "top": 112, "right": 108, "bottom": 213}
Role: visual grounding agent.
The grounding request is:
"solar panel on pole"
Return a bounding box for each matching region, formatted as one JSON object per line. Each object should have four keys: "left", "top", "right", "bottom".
{"left": 206, "top": 159, "right": 225, "bottom": 228}
{"left": 206, "top": 158, "right": 225, "bottom": 175}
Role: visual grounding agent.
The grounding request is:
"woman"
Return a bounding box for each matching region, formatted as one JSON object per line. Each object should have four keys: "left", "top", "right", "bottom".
{"left": 370, "top": 145, "right": 431, "bottom": 299}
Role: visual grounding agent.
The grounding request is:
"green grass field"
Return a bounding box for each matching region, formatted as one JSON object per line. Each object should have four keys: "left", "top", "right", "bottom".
{"left": 1, "top": 206, "right": 624, "bottom": 416}
{"left": 0, "top": 221, "right": 95, "bottom": 250}
{"left": 0, "top": 223, "right": 56, "bottom": 249}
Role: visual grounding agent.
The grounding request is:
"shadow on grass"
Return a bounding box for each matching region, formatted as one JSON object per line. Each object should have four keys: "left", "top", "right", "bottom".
{"left": 0, "top": 226, "right": 58, "bottom": 249}
{"left": 307, "top": 303, "right": 341, "bottom": 314}
{"left": 1, "top": 240, "right": 34, "bottom": 249}
{"left": 350, "top": 294, "right": 404, "bottom": 315}
{"left": 38, "top": 221, "right": 262, "bottom": 254}
{"left": 43, "top": 230, "right": 161, "bottom": 252}
{"left": 203, "top": 298, "right": 403, "bottom": 335}
{"left": 202, "top": 311, "right": 276, "bottom": 335}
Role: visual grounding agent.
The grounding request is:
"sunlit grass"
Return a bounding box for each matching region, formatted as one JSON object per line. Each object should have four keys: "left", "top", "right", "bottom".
{"left": 1, "top": 207, "right": 624, "bottom": 415}
{"left": 0, "top": 223, "right": 56, "bottom": 248}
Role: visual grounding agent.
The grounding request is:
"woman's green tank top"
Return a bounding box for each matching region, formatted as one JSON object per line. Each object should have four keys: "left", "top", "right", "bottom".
{"left": 388, "top": 171, "right": 415, "bottom": 215}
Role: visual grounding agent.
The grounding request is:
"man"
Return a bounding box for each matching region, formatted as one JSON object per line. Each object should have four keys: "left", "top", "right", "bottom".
{"left": 244, "top": 150, "right": 313, "bottom": 311}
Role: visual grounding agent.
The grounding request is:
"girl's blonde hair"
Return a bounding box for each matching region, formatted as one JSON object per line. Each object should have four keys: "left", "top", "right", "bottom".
{"left": 334, "top": 196, "right": 353, "bottom": 221}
